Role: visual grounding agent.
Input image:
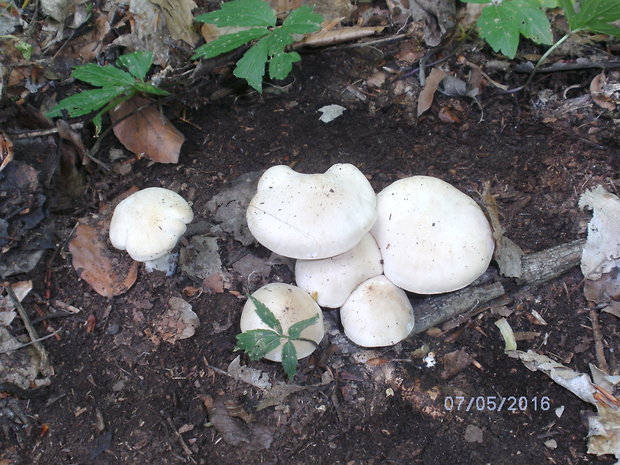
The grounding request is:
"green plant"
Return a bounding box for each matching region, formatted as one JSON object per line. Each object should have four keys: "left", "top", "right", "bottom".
{"left": 192, "top": 0, "right": 323, "bottom": 93}
{"left": 45, "top": 51, "right": 169, "bottom": 134}
{"left": 235, "top": 295, "right": 319, "bottom": 381}
{"left": 463, "top": 0, "right": 620, "bottom": 59}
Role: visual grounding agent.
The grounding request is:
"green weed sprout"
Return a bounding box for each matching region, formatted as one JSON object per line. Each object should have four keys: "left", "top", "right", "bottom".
{"left": 45, "top": 51, "right": 169, "bottom": 134}
{"left": 235, "top": 295, "right": 319, "bottom": 381}
{"left": 192, "top": 0, "right": 323, "bottom": 93}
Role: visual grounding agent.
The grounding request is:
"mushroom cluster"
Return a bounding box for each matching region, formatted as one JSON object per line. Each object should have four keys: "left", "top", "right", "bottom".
{"left": 246, "top": 165, "right": 495, "bottom": 349}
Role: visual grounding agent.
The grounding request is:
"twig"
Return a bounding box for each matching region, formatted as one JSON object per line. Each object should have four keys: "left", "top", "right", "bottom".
{"left": 7, "top": 122, "right": 84, "bottom": 139}
{"left": 3, "top": 330, "right": 61, "bottom": 352}
{"left": 512, "top": 60, "right": 620, "bottom": 74}
{"left": 589, "top": 303, "right": 609, "bottom": 373}
{"left": 165, "top": 416, "right": 196, "bottom": 464}
{"left": 6, "top": 286, "right": 52, "bottom": 376}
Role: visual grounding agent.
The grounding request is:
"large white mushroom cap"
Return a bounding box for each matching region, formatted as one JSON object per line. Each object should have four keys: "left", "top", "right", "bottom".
{"left": 109, "top": 187, "right": 194, "bottom": 262}
{"left": 295, "top": 233, "right": 383, "bottom": 308}
{"left": 240, "top": 283, "right": 325, "bottom": 362}
{"left": 246, "top": 164, "right": 377, "bottom": 259}
{"left": 340, "top": 275, "right": 414, "bottom": 347}
{"left": 371, "top": 176, "right": 494, "bottom": 294}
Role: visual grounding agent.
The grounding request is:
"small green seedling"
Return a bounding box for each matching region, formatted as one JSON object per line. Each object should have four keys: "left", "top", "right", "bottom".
{"left": 235, "top": 295, "right": 319, "bottom": 381}
{"left": 192, "top": 0, "right": 323, "bottom": 93}
{"left": 45, "top": 51, "right": 169, "bottom": 134}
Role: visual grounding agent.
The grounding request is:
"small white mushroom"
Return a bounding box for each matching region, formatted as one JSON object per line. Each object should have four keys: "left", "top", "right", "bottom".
{"left": 246, "top": 164, "right": 377, "bottom": 259}
{"left": 109, "top": 187, "right": 193, "bottom": 262}
{"left": 295, "top": 233, "right": 383, "bottom": 308}
{"left": 340, "top": 275, "right": 414, "bottom": 347}
{"left": 371, "top": 176, "right": 494, "bottom": 294}
{"left": 240, "top": 283, "right": 325, "bottom": 362}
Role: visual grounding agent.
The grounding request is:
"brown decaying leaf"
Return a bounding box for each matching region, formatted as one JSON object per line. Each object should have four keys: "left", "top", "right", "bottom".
{"left": 417, "top": 68, "right": 446, "bottom": 117}
{"left": 438, "top": 106, "right": 460, "bottom": 123}
{"left": 59, "top": 12, "right": 111, "bottom": 62}
{"left": 0, "top": 133, "right": 14, "bottom": 173}
{"left": 590, "top": 72, "right": 616, "bottom": 111}
{"left": 149, "top": 0, "right": 198, "bottom": 45}
{"left": 294, "top": 25, "right": 384, "bottom": 48}
{"left": 111, "top": 96, "right": 184, "bottom": 164}
{"left": 204, "top": 395, "right": 274, "bottom": 451}
{"left": 69, "top": 223, "right": 139, "bottom": 298}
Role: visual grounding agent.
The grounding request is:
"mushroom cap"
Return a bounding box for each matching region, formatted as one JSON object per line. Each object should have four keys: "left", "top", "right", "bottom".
{"left": 370, "top": 176, "right": 494, "bottom": 294}
{"left": 109, "top": 187, "right": 193, "bottom": 262}
{"left": 240, "top": 283, "right": 325, "bottom": 362}
{"left": 246, "top": 164, "right": 377, "bottom": 259}
{"left": 340, "top": 275, "right": 414, "bottom": 347}
{"left": 295, "top": 233, "right": 383, "bottom": 308}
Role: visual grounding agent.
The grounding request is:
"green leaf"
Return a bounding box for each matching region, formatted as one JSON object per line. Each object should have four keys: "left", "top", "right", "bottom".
{"left": 72, "top": 63, "right": 136, "bottom": 88}
{"left": 44, "top": 87, "right": 128, "bottom": 118}
{"left": 269, "top": 51, "right": 300, "bottom": 80}
{"left": 477, "top": 3, "right": 521, "bottom": 58}
{"left": 287, "top": 314, "right": 319, "bottom": 340}
{"left": 281, "top": 341, "right": 298, "bottom": 381}
{"left": 132, "top": 82, "right": 170, "bottom": 96}
{"left": 233, "top": 36, "right": 270, "bottom": 92}
{"left": 560, "top": 0, "right": 620, "bottom": 34}
{"left": 513, "top": 0, "right": 554, "bottom": 44}
{"left": 195, "top": 0, "right": 276, "bottom": 28}
{"left": 235, "top": 329, "right": 282, "bottom": 360}
{"left": 248, "top": 295, "right": 282, "bottom": 333}
{"left": 282, "top": 5, "right": 323, "bottom": 34}
{"left": 117, "top": 51, "right": 154, "bottom": 81}
{"left": 191, "top": 28, "right": 270, "bottom": 59}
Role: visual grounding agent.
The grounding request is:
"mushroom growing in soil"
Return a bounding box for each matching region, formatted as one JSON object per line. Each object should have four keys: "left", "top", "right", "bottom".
{"left": 109, "top": 187, "right": 193, "bottom": 269}
{"left": 246, "top": 163, "right": 377, "bottom": 259}
{"left": 340, "top": 275, "right": 415, "bottom": 347}
{"left": 295, "top": 233, "right": 383, "bottom": 308}
{"left": 371, "top": 176, "right": 494, "bottom": 294}
{"left": 240, "top": 283, "right": 325, "bottom": 362}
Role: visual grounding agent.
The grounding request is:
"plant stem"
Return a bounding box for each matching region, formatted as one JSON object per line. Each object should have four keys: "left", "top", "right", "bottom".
{"left": 506, "top": 32, "right": 573, "bottom": 93}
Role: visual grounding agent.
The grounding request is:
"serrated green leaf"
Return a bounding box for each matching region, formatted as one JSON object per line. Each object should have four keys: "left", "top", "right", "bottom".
{"left": 513, "top": 0, "right": 554, "bottom": 44}
{"left": 117, "top": 51, "right": 153, "bottom": 81}
{"left": 72, "top": 64, "right": 136, "bottom": 88}
{"left": 287, "top": 314, "right": 319, "bottom": 340}
{"left": 477, "top": 4, "right": 521, "bottom": 58}
{"left": 191, "top": 28, "right": 270, "bottom": 59}
{"left": 195, "top": 0, "right": 276, "bottom": 28}
{"left": 282, "top": 5, "right": 323, "bottom": 34}
{"left": 266, "top": 27, "right": 295, "bottom": 55}
{"left": 44, "top": 87, "right": 128, "bottom": 118}
{"left": 235, "top": 329, "right": 282, "bottom": 360}
{"left": 560, "top": 0, "right": 620, "bottom": 33}
{"left": 281, "top": 341, "right": 298, "bottom": 381}
{"left": 234, "top": 36, "right": 270, "bottom": 92}
{"left": 269, "top": 51, "right": 300, "bottom": 80}
{"left": 248, "top": 295, "right": 282, "bottom": 333}
{"left": 132, "top": 82, "right": 170, "bottom": 96}
{"left": 558, "top": 0, "right": 578, "bottom": 27}
{"left": 585, "top": 21, "right": 620, "bottom": 37}
{"left": 539, "top": 0, "right": 558, "bottom": 7}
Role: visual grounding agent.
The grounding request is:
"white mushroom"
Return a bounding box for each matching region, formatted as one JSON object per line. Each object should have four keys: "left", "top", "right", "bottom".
{"left": 240, "top": 283, "right": 325, "bottom": 362}
{"left": 340, "top": 275, "right": 414, "bottom": 347}
{"left": 109, "top": 187, "right": 193, "bottom": 262}
{"left": 246, "top": 164, "right": 377, "bottom": 259}
{"left": 295, "top": 233, "right": 383, "bottom": 308}
{"left": 370, "top": 176, "right": 494, "bottom": 294}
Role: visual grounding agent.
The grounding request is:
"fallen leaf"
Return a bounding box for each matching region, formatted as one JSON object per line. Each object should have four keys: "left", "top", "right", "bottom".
{"left": 417, "top": 68, "right": 446, "bottom": 117}
{"left": 111, "top": 96, "right": 184, "bottom": 164}
{"left": 150, "top": 0, "right": 198, "bottom": 45}
{"left": 295, "top": 25, "right": 384, "bottom": 48}
{"left": 227, "top": 356, "right": 272, "bottom": 390}
{"left": 206, "top": 395, "right": 274, "bottom": 450}
{"left": 69, "top": 223, "right": 139, "bottom": 298}
{"left": 0, "top": 132, "right": 14, "bottom": 173}
{"left": 438, "top": 106, "right": 460, "bottom": 123}
{"left": 154, "top": 297, "right": 200, "bottom": 344}
{"left": 590, "top": 72, "right": 617, "bottom": 111}
{"left": 440, "top": 349, "right": 473, "bottom": 379}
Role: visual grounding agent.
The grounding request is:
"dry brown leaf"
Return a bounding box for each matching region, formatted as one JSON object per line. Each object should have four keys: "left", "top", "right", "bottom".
{"left": 110, "top": 96, "right": 184, "bottom": 164}
{"left": 58, "top": 12, "right": 110, "bottom": 62}
{"left": 590, "top": 72, "right": 617, "bottom": 111}
{"left": 417, "top": 67, "right": 446, "bottom": 117}
{"left": 438, "top": 106, "right": 460, "bottom": 123}
{"left": 150, "top": 0, "right": 198, "bottom": 45}
{"left": 69, "top": 223, "right": 139, "bottom": 298}
{"left": 153, "top": 297, "right": 200, "bottom": 344}
{"left": 0, "top": 133, "right": 14, "bottom": 173}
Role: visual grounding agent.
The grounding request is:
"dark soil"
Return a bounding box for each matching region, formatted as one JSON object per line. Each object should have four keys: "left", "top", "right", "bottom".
{"left": 1, "top": 40, "right": 619, "bottom": 465}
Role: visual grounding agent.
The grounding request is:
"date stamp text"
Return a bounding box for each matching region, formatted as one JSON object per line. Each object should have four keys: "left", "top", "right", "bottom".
{"left": 443, "top": 395, "right": 551, "bottom": 412}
